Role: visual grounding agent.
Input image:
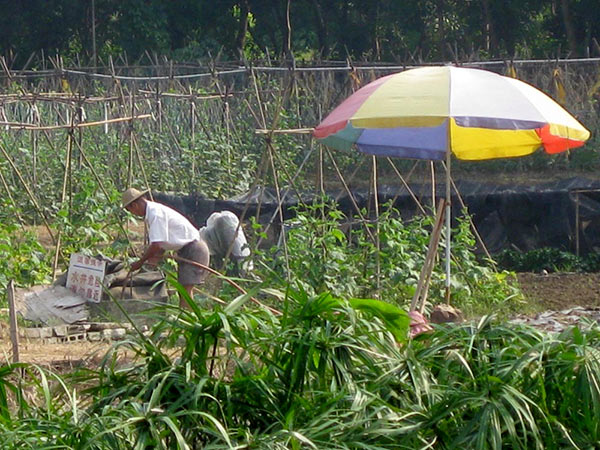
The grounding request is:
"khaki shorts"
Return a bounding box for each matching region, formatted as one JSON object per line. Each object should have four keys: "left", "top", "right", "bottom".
{"left": 177, "top": 240, "right": 210, "bottom": 285}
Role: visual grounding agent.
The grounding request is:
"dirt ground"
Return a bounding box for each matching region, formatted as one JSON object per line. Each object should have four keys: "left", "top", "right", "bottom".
{"left": 0, "top": 338, "right": 114, "bottom": 371}
{"left": 516, "top": 272, "right": 600, "bottom": 310}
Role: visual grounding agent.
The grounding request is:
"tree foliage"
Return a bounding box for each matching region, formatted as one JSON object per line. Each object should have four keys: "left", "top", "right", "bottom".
{"left": 1, "top": 0, "right": 600, "bottom": 66}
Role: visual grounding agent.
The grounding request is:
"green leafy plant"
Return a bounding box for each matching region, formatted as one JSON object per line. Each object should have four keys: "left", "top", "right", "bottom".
{"left": 497, "top": 247, "right": 583, "bottom": 273}
{"left": 253, "top": 200, "right": 522, "bottom": 318}
{"left": 0, "top": 223, "right": 51, "bottom": 300}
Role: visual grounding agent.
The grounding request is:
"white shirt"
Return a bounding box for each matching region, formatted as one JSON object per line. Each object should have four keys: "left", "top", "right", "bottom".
{"left": 145, "top": 201, "right": 199, "bottom": 251}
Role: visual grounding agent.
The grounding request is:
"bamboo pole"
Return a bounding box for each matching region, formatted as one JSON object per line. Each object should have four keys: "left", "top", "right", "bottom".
{"left": 255, "top": 146, "right": 314, "bottom": 250}
{"left": 444, "top": 148, "right": 452, "bottom": 303}
{"left": 443, "top": 165, "right": 494, "bottom": 263}
{"left": 190, "top": 95, "right": 196, "bottom": 186}
{"left": 248, "top": 66, "right": 294, "bottom": 271}
{"left": 131, "top": 131, "right": 154, "bottom": 201}
{"left": 318, "top": 143, "right": 325, "bottom": 198}
{"left": 386, "top": 158, "right": 427, "bottom": 216}
{"left": 156, "top": 84, "right": 162, "bottom": 132}
{"left": 70, "top": 127, "right": 138, "bottom": 257}
{"left": 372, "top": 155, "right": 381, "bottom": 294}
{"left": 138, "top": 89, "right": 235, "bottom": 100}
{"left": 30, "top": 104, "right": 39, "bottom": 187}
{"left": 7, "top": 280, "right": 19, "bottom": 363}
{"left": 325, "top": 147, "right": 377, "bottom": 244}
{"left": 77, "top": 104, "right": 84, "bottom": 169}
{"left": 430, "top": 161, "right": 436, "bottom": 213}
{"left": 52, "top": 115, "right": 74, "bottom": 280}
{"left": 575, "top": 191, "right": 580, "bottom": 257}
{"left": 0, "top": 166, "right": 25, "bottom": 227}
{"left": 267, "top": 143, "right": 290, "bottom": 276}
{"left": 0, "top": 93, "right": 120, "bottom": 103}
{"left": 0, "top": 142, "right": 55, "bottom": 244}
{"left": 255, "top": 127, "right": 313, "bottom": 134}
{"left": 0, "top": 114, "right": 151, "bottom": 130}
{"left": 170, "top": 255, "right": 281, "bottom": 315}
{"left": 127, "top": 94, "right": 134, "bottom": 187}
{"left": 103, "top": 102, "right": 109, "bottom": 134}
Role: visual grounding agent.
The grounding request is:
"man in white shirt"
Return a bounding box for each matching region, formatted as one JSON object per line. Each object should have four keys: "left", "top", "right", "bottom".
{"left": 122, "top": 188, "right": 210, "bottom": 309}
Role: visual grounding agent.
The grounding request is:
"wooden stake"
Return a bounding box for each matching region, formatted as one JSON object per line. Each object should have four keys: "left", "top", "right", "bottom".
{"left": 410, "top": 199, "right": 446, "bottom": 312}
{"left": 7, "top": 280, "right": 19, "bottom": 363}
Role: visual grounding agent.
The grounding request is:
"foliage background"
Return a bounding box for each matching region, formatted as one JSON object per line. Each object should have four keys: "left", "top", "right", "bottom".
{"left": 1, "top": 0, "right": 600, "bottom": 65}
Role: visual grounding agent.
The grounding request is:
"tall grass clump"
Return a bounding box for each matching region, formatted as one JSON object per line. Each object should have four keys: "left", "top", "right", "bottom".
{"left": 0, "top": 284, "right": 599, "bottom": 448}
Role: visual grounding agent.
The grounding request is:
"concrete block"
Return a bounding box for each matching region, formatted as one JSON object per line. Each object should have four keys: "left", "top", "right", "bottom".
{"left": 53, "top": 325, "right": 68, "bottom": 337}
{"left": 23, "top": 327, "right": 53, "bottom": 339}
{"left": 64, "top": 333, "right": 86, "bottom": 343}
{"left": 68, "top": 324, "right": 89, "bottom": 333}
{"left": 109, "top": 328, "right": 127, "bottom": 340}
{"left": 87, "top": 332, "right": 102, "bottom": 341}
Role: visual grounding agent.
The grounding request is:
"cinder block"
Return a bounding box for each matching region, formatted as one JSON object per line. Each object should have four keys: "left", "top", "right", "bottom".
{"left": 110, "top": 328, "right": 127, "bottom": 340}
{"left": 53, "top": 325, "right": 68, "bottom": 337}
{"left": 23, "top": 327, "right": 53, "bottom": 339}
{"left": 87, "top": 332, "right": 102, "bottom": 341}
{"left": 68, "top": 324, "right": 89, "bottom": 333}
{"left": 66, "top": 333, "right": 86, "bottom": 343}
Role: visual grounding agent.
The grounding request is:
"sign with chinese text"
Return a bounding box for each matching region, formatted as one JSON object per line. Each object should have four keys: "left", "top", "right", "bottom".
{"left": 66, "top": 253, "right": 106, "bottom": 303}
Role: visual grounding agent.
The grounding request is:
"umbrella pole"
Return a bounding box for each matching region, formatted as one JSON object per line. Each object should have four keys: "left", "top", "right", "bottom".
{"left": 430, "top": 161, "right": 436, "bottom": 214}
{"left": 445, "top": 149, "right": 451, "bottom": 302}
{"left": 372, "top": 155, "right": 381, "bottom": 294}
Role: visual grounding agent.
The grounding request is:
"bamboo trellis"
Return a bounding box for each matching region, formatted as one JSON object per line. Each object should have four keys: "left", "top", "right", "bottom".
{"left": 0, "top": 54, "right": 598, "bottom": 282}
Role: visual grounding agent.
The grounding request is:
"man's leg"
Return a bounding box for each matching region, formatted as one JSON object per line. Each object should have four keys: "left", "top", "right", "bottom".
{"left": 177, "top": 240, "right": 210, "bottom": 310}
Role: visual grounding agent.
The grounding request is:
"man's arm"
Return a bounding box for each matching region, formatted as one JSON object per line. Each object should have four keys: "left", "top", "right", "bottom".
{"left": 130, "top": 242, "right": 165, "bottom": 271}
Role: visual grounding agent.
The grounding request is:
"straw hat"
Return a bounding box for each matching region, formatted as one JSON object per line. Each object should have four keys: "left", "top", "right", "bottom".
{"left": 122, "top": 188, "right": 149, "bottom": 208}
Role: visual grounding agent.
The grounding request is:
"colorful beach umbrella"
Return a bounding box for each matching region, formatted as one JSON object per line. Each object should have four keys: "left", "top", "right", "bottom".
{"left": 314, "top": 65, "right": 590, "bottom": 160}
{"left": 314, "top": 65, "right": 590, "bottom": 303}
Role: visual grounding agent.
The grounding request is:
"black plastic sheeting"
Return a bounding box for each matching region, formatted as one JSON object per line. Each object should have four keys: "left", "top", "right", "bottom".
{"left": 154, "top": 177, "right": 600, "bottom": 255}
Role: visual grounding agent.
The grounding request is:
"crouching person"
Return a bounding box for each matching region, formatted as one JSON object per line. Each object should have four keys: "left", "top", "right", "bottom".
{"left": 199, "top": 210, "right": 252, "bottom": 276}
{"left": 122, "top": 188, "right": 210, "bottom": 309}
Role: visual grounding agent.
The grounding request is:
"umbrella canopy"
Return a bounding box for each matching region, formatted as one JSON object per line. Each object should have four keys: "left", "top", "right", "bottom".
{"left": 314, "top": 66, "right": 590, "bottom": 160}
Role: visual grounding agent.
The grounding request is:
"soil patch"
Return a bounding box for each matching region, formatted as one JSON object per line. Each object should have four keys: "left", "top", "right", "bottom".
{"left": 517, "top": 272, "right": 600, "bottom": 310}
{"left": 0, "top": 336, "right": 117, "bottom": 370}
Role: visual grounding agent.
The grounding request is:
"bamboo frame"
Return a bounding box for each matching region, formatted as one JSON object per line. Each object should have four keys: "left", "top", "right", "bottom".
{"left": 0, "top": 56, "right": 595, "bottom": 313}
{"left": 0, "top": 114, "right": 151, "bottom": 130}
